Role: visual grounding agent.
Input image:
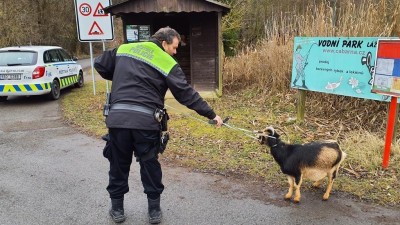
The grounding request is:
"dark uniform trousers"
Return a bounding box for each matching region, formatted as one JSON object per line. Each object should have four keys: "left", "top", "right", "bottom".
{"left": 106, "top": 128, "right": 164, "bottom": 199}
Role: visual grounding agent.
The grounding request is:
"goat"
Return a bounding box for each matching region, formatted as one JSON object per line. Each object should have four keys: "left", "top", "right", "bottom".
{"left": 257, "top": 127, "right": 346, "bottom": 203}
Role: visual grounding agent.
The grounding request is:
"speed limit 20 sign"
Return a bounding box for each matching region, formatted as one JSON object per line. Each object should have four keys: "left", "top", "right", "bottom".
{"left": 74, "top": 0, "right": 114, "bottom": 42}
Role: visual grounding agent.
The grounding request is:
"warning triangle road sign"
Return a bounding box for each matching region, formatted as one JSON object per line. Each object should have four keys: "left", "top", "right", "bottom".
{"left": 88, "top": 21, "right": 104, "bottom": 35}
{"left": 93, "top": 2, "right": 108, "bottom": 17}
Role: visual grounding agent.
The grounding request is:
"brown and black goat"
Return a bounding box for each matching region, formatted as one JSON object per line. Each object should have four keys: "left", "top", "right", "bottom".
{"left": 257, "top": 127, "right": 346, "bottom": 203}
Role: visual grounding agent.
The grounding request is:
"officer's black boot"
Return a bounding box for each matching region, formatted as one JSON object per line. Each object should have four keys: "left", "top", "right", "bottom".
{"left": 109, "top": 197, "right": 126, "bottom": 223}
{"left": 148, "top": 197, "right": 162, "bottom": 224}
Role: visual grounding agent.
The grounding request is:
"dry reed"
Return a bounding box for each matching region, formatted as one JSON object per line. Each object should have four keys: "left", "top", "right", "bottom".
{"left": 224, "top": 0, "right": 400, "bottom": 133}
{"left": 223, "top": 0, "right": 400, "bottom": 184}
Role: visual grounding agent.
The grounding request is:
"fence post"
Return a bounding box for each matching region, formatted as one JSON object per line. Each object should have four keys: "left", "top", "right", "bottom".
{"left": 296, "top": 90, "right": 306, "bottom": 122}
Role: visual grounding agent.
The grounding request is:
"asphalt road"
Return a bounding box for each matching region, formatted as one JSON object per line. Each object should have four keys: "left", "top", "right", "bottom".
{"left": 0, "top": 61, "right": 399, "bottom": 224}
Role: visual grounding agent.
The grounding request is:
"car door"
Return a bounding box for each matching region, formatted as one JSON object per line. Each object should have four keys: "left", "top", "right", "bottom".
{"left": 47, "top": 49, "right": 69, "bottom": 89}
{"left": 43, "top": 50, "right": 58, "bottom": 81}
{"left": 57, "top": 49, "right": 79, "bottom": 87}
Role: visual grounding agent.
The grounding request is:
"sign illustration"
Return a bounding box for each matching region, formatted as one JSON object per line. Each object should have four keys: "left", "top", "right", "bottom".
{"left": 79, "top": 3, "right": 92, "bottom": 16}
{"left": 93, "top": 3, "right": 108, "bottom": 17}
{"left": 88, "top": 21, "right": 104, "bottom": 35}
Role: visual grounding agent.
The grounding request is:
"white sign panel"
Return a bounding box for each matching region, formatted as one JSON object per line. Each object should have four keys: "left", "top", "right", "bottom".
{"left": 74, "top": 0, "right": 114, "bottom": 42}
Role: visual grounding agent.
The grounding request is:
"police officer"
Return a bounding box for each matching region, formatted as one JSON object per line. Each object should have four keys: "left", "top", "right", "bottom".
{"left": 94, "top": 27, "right": 223, "bottom": 224}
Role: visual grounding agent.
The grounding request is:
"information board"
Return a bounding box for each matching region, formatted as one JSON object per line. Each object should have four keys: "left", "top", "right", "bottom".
{"left": 126, "top": 25, "right": 151, "bottom": 42}
{"left": 371, "top": 39, "right": 400, "bottom": 96}
{"left": 291, "top": 37, "right": 398, "bottom": 101}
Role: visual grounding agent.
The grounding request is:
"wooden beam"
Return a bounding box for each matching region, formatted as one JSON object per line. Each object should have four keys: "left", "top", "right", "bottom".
{"left": 296, "top": 90, "right": 306, "bottom": 122}
{"left": 217, "top": 12, "right": 223, "bottom": 97}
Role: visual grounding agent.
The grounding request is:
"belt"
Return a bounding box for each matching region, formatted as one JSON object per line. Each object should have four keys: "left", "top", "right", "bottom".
{"left": 110, "top": 103, "right": 154, "bottom": 115}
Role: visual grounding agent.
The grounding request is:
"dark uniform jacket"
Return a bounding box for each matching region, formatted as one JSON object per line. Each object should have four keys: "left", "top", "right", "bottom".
{"left": 94, "top": 39, "right": 216, "bottom": 130}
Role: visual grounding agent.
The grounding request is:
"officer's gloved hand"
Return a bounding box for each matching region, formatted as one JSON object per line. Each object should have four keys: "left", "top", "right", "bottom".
{"left": 213, "top": 115, "right": 223, "bottom": 128}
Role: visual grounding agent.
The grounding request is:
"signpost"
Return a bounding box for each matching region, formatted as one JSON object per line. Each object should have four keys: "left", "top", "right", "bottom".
{"left": 74, "top": 0, "right": 114, "bottom": 95}
{"left": 371, "top": 39, "right": 400, "bottom": 168}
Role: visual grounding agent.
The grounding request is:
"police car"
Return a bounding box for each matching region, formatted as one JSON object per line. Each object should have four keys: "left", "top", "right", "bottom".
{"left": 0, "top": 46, "right": 84, "bottom": 101}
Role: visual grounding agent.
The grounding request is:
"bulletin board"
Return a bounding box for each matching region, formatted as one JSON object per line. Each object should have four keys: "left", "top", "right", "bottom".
{"left": 371, "top": 39, "right": 400, "bottom": 96}
{"left": 126, "top": 25, "right": 150, "bottom": 42}
{"left": 290, "top": 37, "right": 399, "bottom": 102}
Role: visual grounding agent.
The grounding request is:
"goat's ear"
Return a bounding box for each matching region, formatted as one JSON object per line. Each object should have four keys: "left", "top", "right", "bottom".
{"left": 265, "top": 126, "right": 275, "bottom": 135}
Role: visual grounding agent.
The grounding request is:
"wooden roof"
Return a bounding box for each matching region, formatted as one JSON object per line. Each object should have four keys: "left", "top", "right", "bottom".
{"left": 104, "top": 0, "right": 230, "bottom": 16}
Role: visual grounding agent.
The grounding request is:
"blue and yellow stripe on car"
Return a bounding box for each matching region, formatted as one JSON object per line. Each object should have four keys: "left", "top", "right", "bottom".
{"left": 0, "top": 83, "right": 51, "bottom": 93}
{"left": 60, "top": 74, "right": 78, "bottom": 88}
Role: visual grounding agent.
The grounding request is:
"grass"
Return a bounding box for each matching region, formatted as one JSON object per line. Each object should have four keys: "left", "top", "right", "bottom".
{"left": 60, "top": 78, "right": 400, "bottom": 208}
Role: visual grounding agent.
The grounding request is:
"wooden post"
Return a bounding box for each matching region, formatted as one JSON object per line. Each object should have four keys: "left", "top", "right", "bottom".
{"left": 217, "top": 12, "right": 223, "bottom": 97}
{"left": 296, "top": 90, "right": 306, "bottom": 122}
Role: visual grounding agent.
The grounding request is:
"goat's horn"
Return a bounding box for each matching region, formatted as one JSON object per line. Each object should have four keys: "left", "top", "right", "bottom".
{"left": 266, "top": 126, "right": 275, "bottom": 135}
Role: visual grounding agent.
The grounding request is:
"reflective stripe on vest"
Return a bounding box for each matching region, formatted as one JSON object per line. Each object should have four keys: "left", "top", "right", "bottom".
{"left": 116, "top": 42, "right": 177, "bottom": 77}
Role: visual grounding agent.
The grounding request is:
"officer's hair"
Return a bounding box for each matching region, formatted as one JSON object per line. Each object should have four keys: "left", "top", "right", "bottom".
{"left": 152, "top": 27, "right": 181, "bottom": 44}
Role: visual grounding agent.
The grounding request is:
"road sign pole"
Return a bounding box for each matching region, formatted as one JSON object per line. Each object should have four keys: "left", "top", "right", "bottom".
{"left": 75, "top": 0, "right": 114, "bottom": 96}
{"left": 89, "top": 42, "right": 96, "bottom": 95}
{"left": 102, "top": 41, "right": 110, "bottom": 93}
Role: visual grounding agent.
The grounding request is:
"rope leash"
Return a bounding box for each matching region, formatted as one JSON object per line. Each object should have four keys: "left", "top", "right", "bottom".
{"left": 164, "top": 104, "right": 211, "bottom": 126}
{"left": 217, "top": 122, "right": 259, "bottom": 140}
{"left": 164, "top": 104, "right": 264, "bottom": 141}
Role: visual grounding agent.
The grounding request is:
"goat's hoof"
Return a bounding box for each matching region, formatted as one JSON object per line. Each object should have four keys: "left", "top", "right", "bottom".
{"left": 284, "top": 193, "right": 292, "bottom": 199}
{"left": 284, "top": 197, "right": 291, "bottom": 201}
{"left": 323, "top": 194, "right": 330, "bottom": 201}
{"left": 293, "top": 196, "right": 301, "bottom": 203}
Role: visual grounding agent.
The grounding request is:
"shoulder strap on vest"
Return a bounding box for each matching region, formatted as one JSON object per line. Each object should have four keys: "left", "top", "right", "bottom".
{"left": 116, "top": 42, "right": 177, "bottom": 77}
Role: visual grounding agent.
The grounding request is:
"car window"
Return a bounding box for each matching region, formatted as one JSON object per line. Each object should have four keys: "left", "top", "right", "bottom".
{"left": 57, "top": 49, "right": 74, "bottom": 62}
{"left": 46, "top": 50, "right": 62, "bottom": 63}
{"left": 43, "top": 51, "right": 52, "bottom": 63}
{"left": 0, "top": 51, "right": 38, "bottom": 66}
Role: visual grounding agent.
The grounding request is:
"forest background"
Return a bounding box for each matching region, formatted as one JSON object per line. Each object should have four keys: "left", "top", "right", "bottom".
{"left": 1, "top": 0, "right": 398, "bottom": 94}
{"left": 2, "top": 0, "right": 400, "bottom": 206}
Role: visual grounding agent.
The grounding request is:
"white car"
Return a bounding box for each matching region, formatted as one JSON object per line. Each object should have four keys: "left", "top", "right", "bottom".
{"left": 0, "top": 46, "right": 84, "bottom": 101}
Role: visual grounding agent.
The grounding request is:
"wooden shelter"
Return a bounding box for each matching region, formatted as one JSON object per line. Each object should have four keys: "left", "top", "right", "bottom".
{"left": 104, "top": 0, "right": 230, "bottom": 95}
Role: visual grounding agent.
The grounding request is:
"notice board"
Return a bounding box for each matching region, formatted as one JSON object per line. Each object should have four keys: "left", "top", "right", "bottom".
{"left": 371, "top": 39, "right": 400, "bottom": 96}
{"left": 291, "top": 37, "right": 399, "bottom": 102}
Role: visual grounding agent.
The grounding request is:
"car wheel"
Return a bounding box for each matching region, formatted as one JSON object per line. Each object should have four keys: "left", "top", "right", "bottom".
{"left": 74, "top": 70, "right": 84, "bottom": 88}
{"left": 48, "top": 79, "right": 60, "bottom": 100}
{"left": 0, "top": 96, "right": 7, "bottom": 102}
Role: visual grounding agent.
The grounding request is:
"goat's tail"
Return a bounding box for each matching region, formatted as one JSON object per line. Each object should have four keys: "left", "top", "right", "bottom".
{"left": 341, "top": 151, "right": 347, "bottom": 161}
{"left": 334, "top": 150, "right": 347, "bottom": 178}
